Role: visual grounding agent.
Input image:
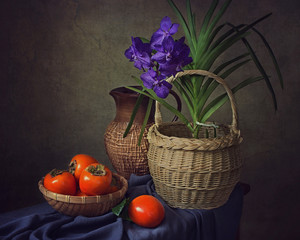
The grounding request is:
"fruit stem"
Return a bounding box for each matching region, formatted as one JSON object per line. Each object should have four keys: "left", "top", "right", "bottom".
{"left": 49, "top": 169, "right": 64, "bottom": 177}
{"left": 87, "top": 164, "right": 107, "bottom": 176}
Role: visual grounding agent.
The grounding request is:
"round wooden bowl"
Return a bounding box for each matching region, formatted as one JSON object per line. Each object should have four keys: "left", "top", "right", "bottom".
{"left": 38, "top": 172, "right": 128, "bottom": 217}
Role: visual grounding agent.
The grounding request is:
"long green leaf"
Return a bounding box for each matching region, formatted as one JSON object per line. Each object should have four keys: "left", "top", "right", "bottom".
{"left": 199, "top": 76, "right": 265, "bottom": 123}
{"left": 126, "top": 86, "right": 193, "bottom": 132}
{"left": 178, "top": 75, "right": 194, "bottom": 97}
{"left": 201, "top": 23, "right": 226, "bottom": 54}
{"left": 137, "top": 98, "right": 153, "bottom": 146}
{"left": 214, "top": 52, "right": 250, "bottom": 74}
{"left": 196, "top": 0, "right": 219, "bottom": 56}
{"left": 186, "top": 0, "right": 197, "bottom": 46}
{"left": 196, "top": 59, "right": 251, "bottom": 118}
{"left": 173, "top": 80, "right": 195, "bottom": 121}
{"left": 203, "top": 0, "right": 232, "bottom": 39}
{"left": 195, "top": 13, "right": 272, "bottom": 68}
{"left": 252, "top": 27, "right": 283, "bottom": 89}
{"left": 167, "top": 0, "right": 196, "bottom": 56}
{"left": 196, "top": 31, "right": 250, "bottom": 69}
{"left": 198, "top": 53, "right": 250, "bottom": 105}
{"left": 123, "top": 93, "right": 145, "bottom": 138}
{"left": 173, "top": 80, "right": 193, "bottom": 109}
{"left": 209, "top": 24, "right": 244, "bottom": 50}
{"left": 199, "top": 0, "right": 219, "bottom": 35}
{"left": 226, "top": 22, "right": 278, "bottom": 110}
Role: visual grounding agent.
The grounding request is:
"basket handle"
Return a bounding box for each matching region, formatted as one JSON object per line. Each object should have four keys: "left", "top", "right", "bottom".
{"left": 155, "top": 69, "right": 239, "bottom": 133}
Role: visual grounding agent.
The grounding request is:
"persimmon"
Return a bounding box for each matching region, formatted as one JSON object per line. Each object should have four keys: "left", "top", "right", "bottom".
{"left": 79, "top": 163, "right": 112, "bottom": 195}
{"left": 44, "top": 169, "right": 76, "bottom": 195}
{"left": 69, "top": 154, "right": 98, "bottom": 182}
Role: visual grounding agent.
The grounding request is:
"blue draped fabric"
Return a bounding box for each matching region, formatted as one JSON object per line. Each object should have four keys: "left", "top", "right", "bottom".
{"left": 0, "top": 175, "right": 243, "bottom": 240}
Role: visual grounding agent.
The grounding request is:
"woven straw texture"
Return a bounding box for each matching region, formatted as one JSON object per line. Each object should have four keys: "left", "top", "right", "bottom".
{"left": 104, "top": 121, "right": 150, "bottom": 179}
{"left": 147, "top": 70, "right": 243, "bottom": 209}
{"left": 38, "top": 173, "right": 128, "bottom": 217}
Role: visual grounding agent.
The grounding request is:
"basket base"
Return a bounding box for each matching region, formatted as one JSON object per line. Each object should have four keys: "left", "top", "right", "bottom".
{"left": 152, "top": 178, "right": 237, "bottom": 209}
{"left": 44, "top": 196, "right": 122, "bottom": 217}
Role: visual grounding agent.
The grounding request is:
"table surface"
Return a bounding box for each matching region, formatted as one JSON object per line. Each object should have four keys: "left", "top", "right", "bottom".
{"left": 0, "top": 174, "right": 244, "bottom": 240}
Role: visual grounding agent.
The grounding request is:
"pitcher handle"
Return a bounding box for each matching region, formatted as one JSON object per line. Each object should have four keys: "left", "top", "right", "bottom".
{"left": 169, "top": 89, "right": 182, "bottom": 122}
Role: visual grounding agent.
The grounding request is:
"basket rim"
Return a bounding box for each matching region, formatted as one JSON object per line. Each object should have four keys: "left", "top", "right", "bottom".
{"left": 38, "top": 172, "right": 128, "bottom": 204}
{"left": 147, "top": 121, "right": 242, "bottom": 151}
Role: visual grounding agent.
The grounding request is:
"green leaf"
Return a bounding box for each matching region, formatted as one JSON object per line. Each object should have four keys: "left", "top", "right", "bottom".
{"left": 126, "top": 86, "right": 193, "bottom": 132}
{"left": 195, "top": 0, "right": 220, "bottom": 63}
{"left": 209, "top": 24, "right": 244, "bottom": 50}
{"left": 252, "top": 27, "right": 283, "bottom": 89}
{"left": 199, "top": 0, "right": 219, "bottom": 34}
{"left": 173, "top": 80, "right": 194, "bottom": 121}
{"left": 112, "top": 198, "right": 132, "bottom": 221}
{"left": 198, "top": 52, "right": 250, "bottom": 103}
{"left": 226, "top": 22, "right": 278, "bottom": 110}
{"left": 196, "top": 59, "right": 251, "bottom": 118}
{"left": 178, "top": 75, "right": 194, "bottom": 96}
{"left": 186, "top": 0, "right": 197, "bottom": 46}
{"left": 195, "top": 30, "right": 250, "bottom": 69}
{"left": 199, "top": 76, "right": 265, "bottom": 122}
{"left": 213, "top": 52, "right": 250, "bottom": 74}
{"left": 201, "top": 23, "right": 226, "bottom": 53}
{"left": 137, "top": 98, "right": 153, "bottom": 146}
{"left": 204, "top": 0, "right": 232, "bottom": 39}
{"left": 138, "top": 37, "right": 150, "bottom": 43}
{"left": 167, "top": 0, "right": 196, "bottom": 56}
{"left": 123, "top": 94, "right": 145, "bottom": 138}
{"left": 195, "top": 13, "right": 273, "bottom": 69}
{"left": 112, "top": 198, "right": 129, "bottom": 217}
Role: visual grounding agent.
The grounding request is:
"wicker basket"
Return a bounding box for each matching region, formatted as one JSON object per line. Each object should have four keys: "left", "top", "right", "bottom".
{"left": 38, "top": 173, "right": 128, "bottom": 217}
{"left": 147, "top": 70, "right": 243, "bottom": 209}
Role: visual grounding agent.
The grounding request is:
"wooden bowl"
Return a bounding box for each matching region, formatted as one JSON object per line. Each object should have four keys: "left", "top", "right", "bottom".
{"left": 38, "top": 172, "right": 128, "bottom": 217}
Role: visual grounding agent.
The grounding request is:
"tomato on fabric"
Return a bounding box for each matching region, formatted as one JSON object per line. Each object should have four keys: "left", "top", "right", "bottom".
{"left": 43, "top": 169, "right": 76, "bottom": 195}
{"left": 128, "top": 195, "right": 165, "bottom": 228}
{"left": 79, "top": 163, "right": 112, "bottom": 195}
{"left": 69, "top": 154, "right": 98, "bottom": 182}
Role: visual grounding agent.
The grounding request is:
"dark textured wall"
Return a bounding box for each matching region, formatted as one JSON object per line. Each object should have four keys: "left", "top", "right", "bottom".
{"left": 1, "top": 0, "right": 299, "bottom": 239}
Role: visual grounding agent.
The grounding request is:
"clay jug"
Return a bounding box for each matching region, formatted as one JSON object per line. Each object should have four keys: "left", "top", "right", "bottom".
{"left": 104, "top": 86, "right": 180, "bottom": 179}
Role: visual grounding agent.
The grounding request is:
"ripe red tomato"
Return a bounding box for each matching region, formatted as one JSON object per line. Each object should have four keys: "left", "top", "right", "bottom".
{"left": 79, "top": 163, "right": 112, "bottom": 195}
{"left": 69, "top": 154, "right": 98, "bottom": 181}
{"left": 44, "top": 169, "right": 76, "bottom": 195}
{"left": 128, "top": 195, "right": 165, "bottom": 228}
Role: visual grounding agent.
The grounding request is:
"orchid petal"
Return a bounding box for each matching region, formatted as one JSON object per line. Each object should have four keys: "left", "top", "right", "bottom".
{"left": 160, "top": 16, "right": 172, "bottom": 31}
{"left": 152, "top": 52, "right": 167, "bottom": 64}
{"left": 162, "top": 36, "right": 175, "bottom": 52}
{"left": 153, "top": 83, "right": 170, "bottom": 98}
{"left": 169, "top": 23, "right": 179, "bottom": 35}
{"left": 141, "top": 71, "right": 155, "bottom": 89}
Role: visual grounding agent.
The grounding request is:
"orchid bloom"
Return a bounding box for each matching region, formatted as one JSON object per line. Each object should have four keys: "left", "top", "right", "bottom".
{"left": 125, "top": 17, "right": 192, "bottom": 99}
{"left": 140, "top": 69, "right": 172, "bottom": 99}
{"left": 150, "top": 16, "right": 179, "bottom": 52}
{"left": 124, "top": 37, "right": 153, "bottom": 70}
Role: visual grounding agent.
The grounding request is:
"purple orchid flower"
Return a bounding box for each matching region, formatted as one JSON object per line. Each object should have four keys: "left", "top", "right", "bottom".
{"left": 140, "top": 69, "right": 172, "bottom": 99}
{"left": 124, "top": 37, "right": 153, "bottom": 70}
{"left": 125, "top": 16, "right": 193, "bottom": 99}
{"left": 150, "top": 16, "right": 179, "bottom": 52}
{"left": 152, "top": 37, "right": 193, "bottom": 77}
